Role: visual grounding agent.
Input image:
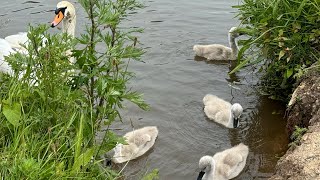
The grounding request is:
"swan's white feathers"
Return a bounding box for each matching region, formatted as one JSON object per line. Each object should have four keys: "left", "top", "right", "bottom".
{"left": 203, "top": 94, "right": 243, "bottom": 128}
{"left": 198, "top": 143, "right": 249, "bottom": 180}
{"left": 193, "top": 44, "right": 232, "bottom": 60}
{"left": 0, "top": 39, "right": 15, "bottom": 75}
{"left": 113, "top": 126, "right": 158, "bottom": 163}
{"left": 193, "top": 27, "right": 240, "bottom": 61}
{"left": 4, "top": 32, "right": 29, "bottom": 54}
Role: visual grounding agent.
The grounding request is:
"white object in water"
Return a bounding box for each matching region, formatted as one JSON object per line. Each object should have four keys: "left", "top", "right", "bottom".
{"left": 113, "top": 126, "right": 159, "bottom": 163}
{"left": 193, "top": 27, "right": 241, "bottom": 61}
{"left": 0, "top": 1, "right": 77, "bottom": 76}
{"left": 203, "top": 94, "right": 243, "bottom": 128}
{"left": 197, "top": 143, "right": 249, "bottom": 180}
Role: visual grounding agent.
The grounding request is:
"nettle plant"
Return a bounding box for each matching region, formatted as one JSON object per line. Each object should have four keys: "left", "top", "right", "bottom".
{"left": 0, "top": 0, "right": 149, "bottom": 178}
{"left": 232, "top": 0, "right": 320, "bottom": 101}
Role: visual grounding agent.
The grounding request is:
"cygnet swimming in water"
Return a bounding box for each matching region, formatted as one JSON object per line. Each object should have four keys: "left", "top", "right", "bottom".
{"left": 197, "top": 143, "right": 249, "bottom": 180}
{"left": 112, "top": 126, "right": 158, "bottom": 163}
{"left": 203, "top": 94, "right": 243, "bottom": 128}
{"left": 193, "top": 27, "right": 241, "bottom": 61}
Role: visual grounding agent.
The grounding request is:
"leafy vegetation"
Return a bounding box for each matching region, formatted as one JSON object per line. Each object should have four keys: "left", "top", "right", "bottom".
{"left": 0, "top": 0, "right": 152, "bottom": 179}
{"left": 232, "top": 0, "right": 320, "bottom": 101}
{"left": 289, "top": 126, "right": 308, "bottom": 147}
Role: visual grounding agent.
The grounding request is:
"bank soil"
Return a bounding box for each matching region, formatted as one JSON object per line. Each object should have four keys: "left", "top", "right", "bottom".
{"left": 270, "top": 69, "right": 320, "bottom": 180}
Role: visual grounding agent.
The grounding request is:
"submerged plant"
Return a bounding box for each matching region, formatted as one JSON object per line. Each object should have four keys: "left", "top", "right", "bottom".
{"left": 0, "top": 0, "right": 149, "bottom": 178}
{"left": 232, "top": 0, "right": 320, "bottom": 101}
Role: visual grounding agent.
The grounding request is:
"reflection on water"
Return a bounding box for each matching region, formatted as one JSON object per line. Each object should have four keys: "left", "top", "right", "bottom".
{"left": 0, "top": 0, "right": 289, "bottom": 179}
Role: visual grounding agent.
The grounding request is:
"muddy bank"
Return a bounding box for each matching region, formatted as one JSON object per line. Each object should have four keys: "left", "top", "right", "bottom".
{"left": 270, "top": 68, "right": 320, "bottom": 180}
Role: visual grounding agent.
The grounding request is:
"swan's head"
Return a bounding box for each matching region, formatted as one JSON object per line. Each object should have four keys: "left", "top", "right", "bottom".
{"left": 51, "top": 1, "right": 76, "bottom": 28}
{"left": 229, "top": 27, "right": 241, "bottom": 38}
{"left": 198, "top": 156, "right": 214, "bottom": 180}
{"left": 231, "top": 103, "right": 243, "bottom": 128}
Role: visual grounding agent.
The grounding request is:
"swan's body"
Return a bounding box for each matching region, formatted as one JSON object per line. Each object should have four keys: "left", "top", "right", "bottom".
{"left": 0, "top": 39, "right": 15, "bottom": 75}
{"left": 112, "top": 126, "right": 158, "bottom": 163}
{"left": 0, "top": 32, "right": 30, "bottom": 75}
{"left": 0, "top": 1, "right": 76, "bottom": 75}
{"left": 203, "top": 94, "right": 243, "bottom": 128}
{"left": 4, "top": 32, "right": 29, "bottom": 54}
{"left": 193, "top": 27, "right": 240, "bottom": 61}
{"left": 197, "top": 143, "right": 249, "bottom": 180}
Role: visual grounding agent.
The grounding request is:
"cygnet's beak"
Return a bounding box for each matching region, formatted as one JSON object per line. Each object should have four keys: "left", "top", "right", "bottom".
{"left": 233, "top": 117, "right": 239, "bottom": 128}
{"left": 51, "top": 10, "right": 64, "bottom": 28}
{"left": 197, "top": 171, "right": 205, "bottom": 180}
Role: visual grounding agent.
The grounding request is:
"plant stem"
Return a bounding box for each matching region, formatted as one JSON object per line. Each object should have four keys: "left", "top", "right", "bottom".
{"left": 89, "top": 0, "right": 96, "bottom": 108}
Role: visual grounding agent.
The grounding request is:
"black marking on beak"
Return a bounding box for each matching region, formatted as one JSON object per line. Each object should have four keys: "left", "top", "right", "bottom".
{"left": 233, "top": 117, "right": 239, "bottom": 128}
{"left": 197, "top": 171, "right": 205, "bottom": 180}
{"left": 54, "top": 7, "right": 67, "bottom": 15}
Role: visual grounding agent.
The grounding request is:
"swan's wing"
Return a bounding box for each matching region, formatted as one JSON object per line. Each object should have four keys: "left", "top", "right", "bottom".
{"left": 5, "top": 32, "right": 29, "bottom": 54}
{"left": 112, "top": 143, "right": 139, "bottom": 163}
{"left": 203, "top": 94, "right": 219, "bottom": 106}
{"left": 194, "top": 44, "right": 232, "bottom": 60}
{"left": 0, "top": 38, "right": 14, "bottom": 56}
{"left": 223, "top": 152, "right": 246, "bottom": 179}
{"left": 0, "top": 39, "right": 14, "bottom": 75}
{"left": 203, "top": 94, "right": 231, "bottom": 108}
{"left": 215, "top": 110, "right": 231, "bottom": 127}
{"left": 204, "top": 105, "right": 220, "bottom": 120}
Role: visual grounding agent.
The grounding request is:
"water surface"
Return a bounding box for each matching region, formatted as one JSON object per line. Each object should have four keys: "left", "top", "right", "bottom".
{"left": 0, "top": 0, "right": 289, "bottom": 179}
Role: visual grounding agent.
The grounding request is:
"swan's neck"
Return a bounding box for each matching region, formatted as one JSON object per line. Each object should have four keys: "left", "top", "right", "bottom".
{"left": 228, "top": 110, "right": 234, "bottom": 128}
{"left": 207, "top": 160, "right": 216, "bottom": 178}
{"left": 228, "top": 34, "right": 238, "bottom": 59}
{"left": 62, "top": 15, "right": 76, "bottom": 63}
{"left": 62, "top": 15, "right": 76, "bottom": 37}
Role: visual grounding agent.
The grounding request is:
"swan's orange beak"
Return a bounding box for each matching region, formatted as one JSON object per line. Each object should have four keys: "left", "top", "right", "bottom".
{"left": 51, "top": 11, "right": 64, "bottom": 28}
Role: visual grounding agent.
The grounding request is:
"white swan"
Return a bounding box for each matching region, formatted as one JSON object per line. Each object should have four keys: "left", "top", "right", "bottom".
{"left": 203, "top": 94, "right": 243, "bottom": 128}
{"left": 51, "top": 1, "right": 76, "bottom": 63}
{"left": 0, "top": 39, "right": 15, "bottom": 75}
{"left": 51, "top": 1, "right": 76, "bottom": 38}
{"left": 197, "top": 143, "right": 249, "bottom": 180}
{"left": 0, "top": 1, "right": 76, "bottom": 75}
{"left": 112, "top": 126, "right": 159, "bottom": 163}
{"left": 193, "top": 27, "right": 241, "bottom": 61}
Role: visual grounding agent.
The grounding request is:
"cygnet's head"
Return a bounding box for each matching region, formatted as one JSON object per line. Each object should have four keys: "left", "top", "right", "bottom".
{"left": 228, "top": 27, "right": 241, "bottom": 38}
{"left": 51, "top": 1, "right": 76, "bottom": 28}
{"left": 231, "top": 103, "right": 243, "bottom": 128}
{"left": 198, "top": 156, "right": 214, "bottom": 180}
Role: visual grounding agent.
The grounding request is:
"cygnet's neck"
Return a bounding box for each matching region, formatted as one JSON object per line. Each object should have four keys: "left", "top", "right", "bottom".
{"left": 205, "top": 160, "right": 216, "bottom": 178}
{"left": 228, "top": 110, "right": 234, "bottom": 128}
{"left": 62, "top": 15, "right": 76, "bottom": 37}
{"left": 228, "top": 33, "right": 238, "bottom": 59}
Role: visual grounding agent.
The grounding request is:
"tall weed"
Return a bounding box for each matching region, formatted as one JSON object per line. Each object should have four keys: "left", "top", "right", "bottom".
{"left": 233, "top": 0, "right": 320, "bottom": 101}
{"left": 0, "top": 0, "right": 149, "bottom": 179}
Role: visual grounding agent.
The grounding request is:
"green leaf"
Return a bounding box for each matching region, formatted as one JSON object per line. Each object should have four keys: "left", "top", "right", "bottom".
{"left": 278, "top": 50, "right": 285, "bottom": 60}
{"left": 286, "top": 68, "right": 294, "bottom": 78}
{"left": 72, "top": 148, "right": 95, "bottom": 173}
{"left": 2, "top": 102, "right": 21, "bottom": 127}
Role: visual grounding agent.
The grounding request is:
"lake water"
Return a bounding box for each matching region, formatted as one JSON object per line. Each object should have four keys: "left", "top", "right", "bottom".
{"left": 0, "top": 0, "right": 289, "bottom": 179}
